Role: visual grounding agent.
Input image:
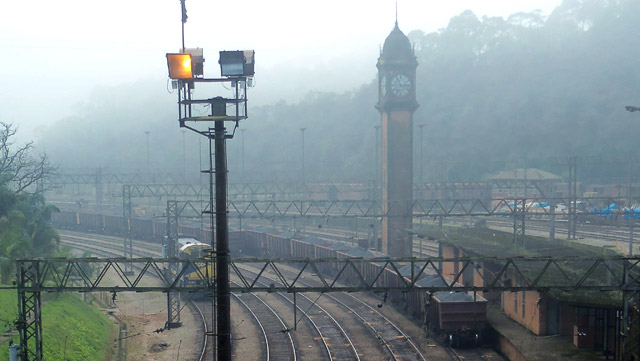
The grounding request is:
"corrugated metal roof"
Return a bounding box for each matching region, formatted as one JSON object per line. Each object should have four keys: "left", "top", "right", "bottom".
{"left": 488, "top": 168, "right": 561, "bottom": 181}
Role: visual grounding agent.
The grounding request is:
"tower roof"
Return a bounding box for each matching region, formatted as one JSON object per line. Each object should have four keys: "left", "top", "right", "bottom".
{"left": 382, "top": 22, "right": 413, "bottom": 58}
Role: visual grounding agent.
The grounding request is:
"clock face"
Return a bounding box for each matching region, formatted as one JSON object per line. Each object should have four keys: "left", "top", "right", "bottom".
{"left": 391, "top": 74, "right": 411, "bottom": 97}
{"left": 380, "top": 75, "right": 387, "bottom": 97}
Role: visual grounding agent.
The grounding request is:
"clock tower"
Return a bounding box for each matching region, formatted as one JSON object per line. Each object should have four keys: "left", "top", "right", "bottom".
{"left": 376, "top": 21, "right": 418, "bottom": 257}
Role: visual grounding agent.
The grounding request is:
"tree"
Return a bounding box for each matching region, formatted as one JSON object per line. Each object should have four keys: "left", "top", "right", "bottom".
{"left": 0, "top": 122, "right": 57, "bottom": 193}
{"left": 0, "top": 123, "right": 60, "bottom": 283}
{"left": 0, "top": 191, "right": 61, "bottom": 283}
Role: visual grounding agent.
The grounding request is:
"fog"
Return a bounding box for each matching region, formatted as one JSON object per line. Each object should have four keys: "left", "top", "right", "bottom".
{"left": 5, "top": 0, "right": 640, "bottom": 186}
{"left": 2, "top": 0, "right": 560, "bottom": 140}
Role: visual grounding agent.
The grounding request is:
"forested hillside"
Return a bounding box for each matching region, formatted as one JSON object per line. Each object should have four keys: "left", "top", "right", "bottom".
{"left": 244, "top": 0, "right": 640, "bottom": 183}
{"left": 38, "top": 0, "right": 640, "bottom": 184}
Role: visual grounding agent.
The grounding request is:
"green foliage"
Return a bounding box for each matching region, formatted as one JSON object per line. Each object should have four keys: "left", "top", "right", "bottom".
{"left": 0, "top": 290, "right": 17, "bottom": 334}
{"left": 0, "top": 293, "right": 115, "bottom": 361}
{"left": 41, "top": 294, "right": 114, "bottom": 361}
{"left": 0, "top": 190, "right": 60, "bottom": 284}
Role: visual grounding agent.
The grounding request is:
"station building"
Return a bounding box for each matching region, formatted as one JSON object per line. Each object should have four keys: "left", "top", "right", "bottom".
{"left": 431, "top": 226, "right": 630, "bottom": 360}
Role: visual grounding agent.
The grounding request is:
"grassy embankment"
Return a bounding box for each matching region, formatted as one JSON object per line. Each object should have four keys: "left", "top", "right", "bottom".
{"left": 0, "top": 290, "right": 116, "bottom": 361}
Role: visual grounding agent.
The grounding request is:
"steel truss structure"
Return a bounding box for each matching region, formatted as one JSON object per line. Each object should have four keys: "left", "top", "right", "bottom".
{"left": 15, "top": 256, "right": 640, "bottom": 293}
{"left": 48, "top": 170, "right": 183, "bottom": 186}
{"left": 123, "top": 183, "right": 206, "bottom": 199}
{"left": 159, "top": 195, "right": 640, "bottom": 219}
{"left": 49, "top": 178, "right": 556, "bottom": 207}
{"left": 15, "top": 255, "right": 640, "bottom": 360}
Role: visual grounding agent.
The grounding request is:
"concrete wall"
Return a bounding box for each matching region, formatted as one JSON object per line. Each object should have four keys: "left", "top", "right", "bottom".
{"left": 501, "top": 290, "right": 545, "bottom": 335}
{"left": 440, "top": 243, "right": 459, "bottom": 280}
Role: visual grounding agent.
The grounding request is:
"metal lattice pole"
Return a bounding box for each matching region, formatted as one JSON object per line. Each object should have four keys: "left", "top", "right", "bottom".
{"left": 513, "top": 198, "right": 526, "bottom": 248}
{"left": 16, "top": 261, "right": 43, "bottom": 361}
{"left": 166, "top": 201, "right": 181, "bottom": 327}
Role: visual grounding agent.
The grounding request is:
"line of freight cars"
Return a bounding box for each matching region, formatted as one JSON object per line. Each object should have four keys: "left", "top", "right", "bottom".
{"left": 243, "top": 229, "right": 487, "bottom": 347}
{"left": 51, "top": 210, "right": 213, "bottom": 245}
{"left": 51, "top": 209, "right": 487, "bottom": 347}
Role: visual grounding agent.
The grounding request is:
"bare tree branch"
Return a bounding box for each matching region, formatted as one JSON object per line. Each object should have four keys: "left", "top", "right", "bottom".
{"left": 0, "top": 122, "right": 57, "bottom": 194}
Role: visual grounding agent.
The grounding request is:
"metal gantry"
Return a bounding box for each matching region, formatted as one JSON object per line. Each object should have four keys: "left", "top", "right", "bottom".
{"left": 14, "top": 255, "right": 640, "bottom": 293}
{"left": 14, "top": 255, "right": 640, "bottom": 361}
{"left": 158, "top": 195, "right": 640, "bottom": 219}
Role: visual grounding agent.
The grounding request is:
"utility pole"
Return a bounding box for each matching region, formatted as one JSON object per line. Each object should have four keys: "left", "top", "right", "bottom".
{"left": 300, "top": 127, "right": 307, "bottom": 185}
{"left": 182, "top": 129, "right": 187, "bottom": 181}
{"left": 241, "top": 129, "right": 246, "bottom": 180}
{"left": 145, "top": 131, "right": 150, "bottom": 171}
{"left": 199, "top": 137, "right": 203, "bottom": 191}
{"left": 375, "top": 124, "right": 381, "bottom": 201}
{"left": 214, "top": 118, "right": 231, "bottom": 360}
{"left": 374, "top": 124, "right": 381, "bottom": 250}
{"left": 568, "top": 156, "right": 577, "bottom": 240}
{"left": 417, "top": 123, "right": 426, "bottom": 185}
{"left": 625, "top": 103, "right": 639, "bottom": 255}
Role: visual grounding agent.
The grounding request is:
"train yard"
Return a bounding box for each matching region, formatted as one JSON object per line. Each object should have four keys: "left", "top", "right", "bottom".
{"left": 43, "top": 200, "right": 640, "bottom": 361}
{"left": 55, "top": 224, "right": 504, "bottom": 361}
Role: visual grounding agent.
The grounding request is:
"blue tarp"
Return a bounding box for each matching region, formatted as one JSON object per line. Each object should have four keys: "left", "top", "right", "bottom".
{"left": 533, "top": 202, "right": 549, "bottom": 208}
{"left": 590, "top": 203, "right": 619, "bottom": 218}
{"left": 624, "top": 208, "right": 640, "bottom": 219}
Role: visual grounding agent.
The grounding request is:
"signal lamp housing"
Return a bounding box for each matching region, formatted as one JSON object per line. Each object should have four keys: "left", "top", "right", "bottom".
{"left": 219, "top": 50, "right": 255, "bottom": 77}
{"left": 183, "top": 48, "right": 205, "bottom": 76}
{"left": 166, "top": 53, "right": 193, "bottom": 79}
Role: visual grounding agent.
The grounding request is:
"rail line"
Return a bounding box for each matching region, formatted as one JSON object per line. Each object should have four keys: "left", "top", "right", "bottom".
{"left": 445, "top": 345, "right": 504, "bottom": 361}
{"left": 487, "top": 218, "right": 638, "bottom": 246}
{"left": 326, "top": 293, "right": 426, "bottom": 361}
{"left": 58, "top": 232, "right": 213, "bottom": 361}
{"left": 60, "top": 231, "right": 301, "bottom": 361}
{"left": 231, "top": 280, "right": 298, "bottom": 361}
{"left": 230, "top": 292, "right": 269, "bottom": 359}
{"left": 237, "top": 263, "right": 427, "bottom": 361}
{"left": 235, "top": 265, "right": 361, "bottom": 361}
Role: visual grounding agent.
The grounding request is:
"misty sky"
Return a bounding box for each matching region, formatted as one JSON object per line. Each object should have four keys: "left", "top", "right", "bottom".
{"left": 1, "top": 0, "right": 562, "bottom": 141}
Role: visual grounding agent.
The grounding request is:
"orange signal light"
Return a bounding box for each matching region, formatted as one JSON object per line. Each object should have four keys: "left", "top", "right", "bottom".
{"left": 166, "top": 53, "right": 193, "bottom": 79}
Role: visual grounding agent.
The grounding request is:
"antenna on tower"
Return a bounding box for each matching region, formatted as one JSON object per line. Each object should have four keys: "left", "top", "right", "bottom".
{"left": 180, "top": 0, "right": 187, "bottom": 52}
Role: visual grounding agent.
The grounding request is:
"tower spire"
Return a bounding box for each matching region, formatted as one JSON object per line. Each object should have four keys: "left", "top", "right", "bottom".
{"left": 395, "top": 1, "right": 398, "bottom": 27}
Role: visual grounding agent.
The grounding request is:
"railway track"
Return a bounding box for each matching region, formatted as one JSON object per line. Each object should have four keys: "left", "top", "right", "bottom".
{"left": 58, "top": 231, "right": 213, "bottom": 361}
{"left": 291, "top": 224, "right": 440, "bottom": 257}
{"left": 486, "top": 218, "right": 639, "bottom": 248}
{"left": 236, "top": 263, "right": 427, "bottom": 361}
{"left": 446, "top": 345, "right": 504, "bottom": 361}
{"left": 60, "top": 229, "right": 504, "bottom": 361}
{"left": 230, "top": 281, "right": 298, "bottom": 361}
{"left": 233, "top": 266, "right": 361, "bottom": 361}
{"left": 327, "top": 293, "right": 426, "bottom": 361}
{"left": 59, "top": 231, "right": 299, "bottom": 361}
